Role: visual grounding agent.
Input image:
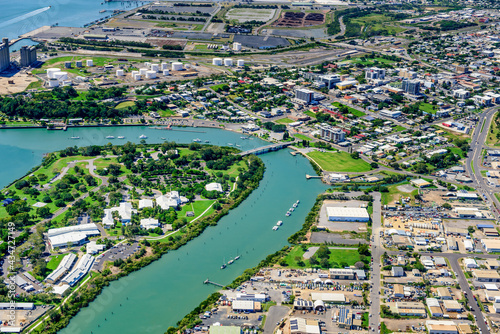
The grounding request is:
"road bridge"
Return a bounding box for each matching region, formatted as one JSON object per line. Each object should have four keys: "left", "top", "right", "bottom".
{"left": 239, "top": 142, "right": 293, "bottom": 156}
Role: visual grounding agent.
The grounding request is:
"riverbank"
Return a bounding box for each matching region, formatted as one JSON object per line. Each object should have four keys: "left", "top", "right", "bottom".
{"left": 25, "top": 146, "right": 265, "bottom": 334}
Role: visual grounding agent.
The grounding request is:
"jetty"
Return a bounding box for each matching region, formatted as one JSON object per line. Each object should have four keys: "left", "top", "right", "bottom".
{"left": 204, "top": 279, "right": 224, "bottom": 287}
{"left": 239, "top": 142, "right": 293, "bottom": 156}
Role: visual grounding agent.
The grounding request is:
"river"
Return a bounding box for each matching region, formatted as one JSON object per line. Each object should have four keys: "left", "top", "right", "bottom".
{"left": 0, "top": 126, "right": 326, "bottom": 334}
{"left": 1, "top": 0, "right": 145, "bottom": 42}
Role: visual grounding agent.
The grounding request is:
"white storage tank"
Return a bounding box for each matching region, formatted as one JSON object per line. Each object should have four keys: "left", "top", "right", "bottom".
{"left": 163, "top": 70, "right": 170, "bottom": 76}
{"left": 116, "top": 69, "right": 124, "bottom": 76}
{"left": 212, "top": 58, "right": 222, "bottom": 66}
{"left": 171, "top": 62, "right": 183, "bottom": 71}
{"left": 132, "top": 70, "right": 139, "bottom": 76}
{"left": 46, "top": 68, "right": 61, "bottom": 79}
{"left": 224, "top": 58, "right": 233, "bottom": 66}
{"left": 48, "top": 78, "right": 59, "bottom": 87}
{"left": 53, "top": 71, "right": 68, "bottom": 81}
{"left": 145, "top": 70, "right": 157, "bottom": 79}
{"left": 86, "top": 59, "right": 93, "bottom": 67}
{"left": 233, "top": 42, "right": 242, "bottom": 51}
{"left": 139, "top": 68, "right": 148, "bottom": 75}
{"left": 161, "top": 62, "right": 168, "bottom": 70}
{"left": 134, "top": 74, "right": 142, "bottom": 81}
{"left": 237, "top": 59, "right": 245, "bottom": 67}
{"left": 145, "top": 62, "right": 151, "bottom": 68}
{"left": 151, "top": 64, "right": 159, "bottom": 72}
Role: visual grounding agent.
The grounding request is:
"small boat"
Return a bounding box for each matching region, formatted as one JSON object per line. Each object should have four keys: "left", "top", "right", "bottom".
{"left": 221, "top": 264, "right": 226, "bottom": 269}
{"left": 70, "top": 136, "right": 80, "bottom": 139}
{"left": 228, "top": 259, "right": 234, "bottom": 265}
{"left": 277, "top": 221, "right": 283, "bottom": 226}
{"left": 161, "top": 137, "right": 166, "bottom": 140}
{"left": 205, "top": 140, "right": 210, "bottom": 143}
{"left": 236, "top": 144, "right": 241, "bottom": 147}
{"left": 290, "top": 207, "right": 295, "bottom": 212}
{"left": 285, "top": 212, "right": 291, "bottom": 217}
{"left": 272, "top": 226, "right": 279, "bottom": 231}
{"left": 296, "top": 200, "right": 300, "bottom": 204}
{"left": 193, "top": 138, "right": 201, "bottom": 142}
{"left": 139, "top": 134, "right": 148, "bottom": 139}
{"left": 241, "top": 136, "right": 248, "bottom": 140}
{"left": 106, "top": 135, "right": 115, "bottom": 139}
{"left": 228, "top": 143, "right": 233, "bottom": 146}
{"left": 117, "top": 136, "right": 125, "bottom": 139}
{"left": 234, "top": 255, "right": 240, "bottom": 260}
{"left": 293, "top": 203, "right": 298, "bottom": 208}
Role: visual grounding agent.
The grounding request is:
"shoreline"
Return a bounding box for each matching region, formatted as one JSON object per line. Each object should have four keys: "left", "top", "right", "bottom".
{"left": 22, "top": 144, "right": 266, "bottom": 334}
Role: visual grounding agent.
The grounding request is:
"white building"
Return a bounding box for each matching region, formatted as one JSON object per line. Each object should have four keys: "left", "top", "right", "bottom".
{"left": 380, "top": 110, "right": 402, "bottom": 118}
{"left": 326, "top": 207, "right": 369, "bottom": 222}
{"left": 47, "top": 223, "right": 100, "bottom": 249}
{"left": 86, "top": 241, "right": 105, "bottom": 255}
{"left": 102, "top": 209, "right": 114, "bottom": 229}
{"left": 138, "top": 199, "right": 154, "bottom": 209}
{"left": 463, "top": 239, "right": 474, "bottom": 251}
{"left": 45, "top": 253, "right": 77, "bottom": 283}
{"left": 111, "top": 202, "right": 137, "bottom": 224}
{"left": 463, "top": 258, "right": 478, "bottom": 268}
{"left": 140, "top": 218, "right": 160, "bottom": 230}
{"left": 205, "top": 182, "right": 223, "bottom": 192}
{"left": 426, "top": 321, "right": 457, "bottom": 334}
{"left": 156, "top": 191, "right": 188, "bottom": 210}
{"left": 61, "top": 254, "right": 95, "bottom": 286}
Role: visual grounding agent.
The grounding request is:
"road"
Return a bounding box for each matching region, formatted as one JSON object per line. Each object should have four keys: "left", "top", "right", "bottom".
{"left": 263, "top": 305, "right": 289, "bottom": 334}
{"left": 465, "top": 105, "right": 500, "bottom": 219}
{"left": 369, "top": 192, "right": 382, "bottom": 334}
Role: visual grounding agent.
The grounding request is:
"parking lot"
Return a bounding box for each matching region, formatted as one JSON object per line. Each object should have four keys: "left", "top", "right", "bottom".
{"left": 94, "top": 240, "right": 141, "bottom": 271}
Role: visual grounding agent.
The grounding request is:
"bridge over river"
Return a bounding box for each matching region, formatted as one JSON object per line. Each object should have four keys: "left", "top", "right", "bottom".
{"left": 238, "top": 142, "right": 293, "bottom": 156}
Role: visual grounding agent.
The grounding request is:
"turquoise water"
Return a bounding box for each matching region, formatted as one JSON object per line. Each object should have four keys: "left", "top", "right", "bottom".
{"left": 1, "top": 0, "right": 145, "bottom": 40}
{"left": 0, "top": 126, "right": 326, "bottom": 334}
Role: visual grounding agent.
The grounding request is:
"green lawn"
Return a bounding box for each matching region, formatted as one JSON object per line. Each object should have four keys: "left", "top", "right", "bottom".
{"left": 275, "top": 118, "right": 295, "bottom": 124}
{"left": 332, "top": 102, "right": 365, "bottom": 117}
{"left": 381, "top": 182, "right": 418, "bottom": 205}
{"left": 177, "top": 200, "right": 216, "bottom": 222}
{"left": 115, "top": 101, "right": 135, "bottom": 109}
{"left": 307, "top": 151, "right": 372, "bottom": 172}
{"left": 419, "top": 102, "right": 438, "bottom": 114}
{"left": 283, "top": 245, "right": 361, "bottom": 269}
{"left": 487, "top": 112, "right": 500, "bottom": 146}
{"left": 46, "top": 254, "right": 68, "bottom": 271}
{"left": 294, "top": 134, "right": 312, "bottom": 141}
{"left": 304, "top": 110, "right": 317, "bottom": 118}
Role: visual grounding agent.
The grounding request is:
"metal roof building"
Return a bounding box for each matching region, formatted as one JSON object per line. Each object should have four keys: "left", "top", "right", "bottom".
{"left": 326, "top": 207, "right": 369, "bottom": 222}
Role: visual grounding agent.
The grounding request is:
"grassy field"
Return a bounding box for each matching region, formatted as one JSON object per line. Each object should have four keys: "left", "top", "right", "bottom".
{"left": 294, "top": 134, "right": 312, "bottom": 141}
{"left": 177, "top": 200, "right": 216, "bottom": 222}
{"left": 46, "top": 254, "right": 68, "bottom": 271}
{"left": 332, "top": 102, "right": 365, "bottom": 117}
{"left": 487, "top": 113, "right": 500, "bottom": 146}
{"left": 225, "top": 8, "right": 276, "bottom": 23}
{"left": 418, "top": 102, "right": 438, "bottom": 114}
{"left": 381, "top": 182, "right": 418, "bottom": 205}
{"left": 304, "top": 110, "right": 317, "bottom": 118}
{"left": 283, "top": 245, "right": 361, "bottom": 269}
{"left": 275, "top": 118, "right": 294, "bottom": 124}
{"left": 307, "top": 151, "right": 372, "bottom": 172}
{"left": 115, "top": 101, "right": 135, "bottom": 109}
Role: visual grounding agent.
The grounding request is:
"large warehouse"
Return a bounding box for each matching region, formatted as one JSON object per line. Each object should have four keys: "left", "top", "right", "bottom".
{"left": 326, "top": 207, "right": 370, "bottom": 222}
{"left": 47, "top": 223, "right": 100, "bottom": 249}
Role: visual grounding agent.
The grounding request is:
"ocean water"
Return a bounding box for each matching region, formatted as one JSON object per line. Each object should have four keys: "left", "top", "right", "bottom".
{"left": 1, "top": 0, "right": 146, "bottom": 41}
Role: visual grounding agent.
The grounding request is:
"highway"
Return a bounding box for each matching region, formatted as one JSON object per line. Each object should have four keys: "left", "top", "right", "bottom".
{"left": 465, "top": 105, "right": 500, "bottom": 219}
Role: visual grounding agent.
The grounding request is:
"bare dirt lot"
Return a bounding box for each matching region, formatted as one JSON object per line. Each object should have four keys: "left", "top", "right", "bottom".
{"left": 0, "top": 72, "right": 38, "bottom": 94}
